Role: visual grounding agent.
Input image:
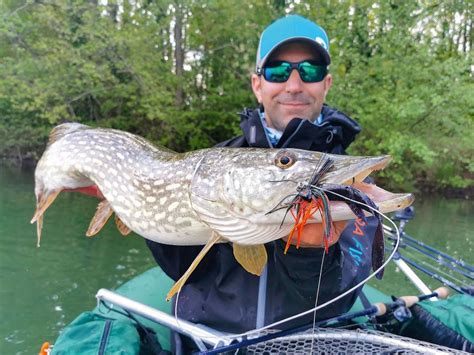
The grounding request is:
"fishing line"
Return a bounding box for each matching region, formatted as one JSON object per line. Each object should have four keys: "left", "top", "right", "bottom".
{"left": 310, "top": 249, "right": 326, "bottom": 354}
{"left": 174, "top": 288, "right": 185, "bottom": 333}
{"left": 169, "top": 187, "right": 402, "bottom": 348}
{"left": 218, "top": 191, "right": 402, "bottom": 341}
{"left": 177, "top": 189, "right": 403, "bottom": 347}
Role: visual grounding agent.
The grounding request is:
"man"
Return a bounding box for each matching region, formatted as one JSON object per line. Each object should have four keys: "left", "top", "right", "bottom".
{"left": 146, "top": 14, "right": 378, "bottom": 336}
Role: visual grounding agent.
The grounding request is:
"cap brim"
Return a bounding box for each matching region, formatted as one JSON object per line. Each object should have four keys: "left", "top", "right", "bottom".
{"left": 257, "top": 37, "right": 331, "bottom": 70}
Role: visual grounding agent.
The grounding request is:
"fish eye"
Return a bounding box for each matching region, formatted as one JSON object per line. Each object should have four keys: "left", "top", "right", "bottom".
{"left": 275, "top": 151, "right": 296, "bottom": 169}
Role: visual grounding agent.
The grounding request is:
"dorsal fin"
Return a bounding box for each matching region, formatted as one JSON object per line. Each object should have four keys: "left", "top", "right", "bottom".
{"left": 48, "top": 123, "right": 89, "bottom": 146}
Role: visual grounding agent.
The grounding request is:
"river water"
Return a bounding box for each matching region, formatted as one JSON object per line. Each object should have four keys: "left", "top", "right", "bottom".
{"left": 1, "top": 165, "right": 473, "bottom": 354}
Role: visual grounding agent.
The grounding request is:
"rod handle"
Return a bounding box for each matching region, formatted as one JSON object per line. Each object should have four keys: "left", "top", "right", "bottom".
{"left": 398, "top": 295, "right": 421, "bottom": 308}
{"left": 433, "top": 286, "right": 450, "bottom": 299}
{"left": 373, "top": 303, "right": 387, "bottom": 316}
{"left": 401, "top": 286, "right": 450, "bottom": 306}
{"left": 373, "top": 287, "right": 449, "bottom": 316}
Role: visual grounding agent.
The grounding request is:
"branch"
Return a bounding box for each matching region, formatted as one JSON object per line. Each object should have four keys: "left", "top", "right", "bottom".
{"left": 5, "top": 2, "right": 32, "bottom": 18}
{"left": 68, "top": 91, "right": 92, "bottom": 104}
{"left": 409, "top": 100, "right": 446, "bottom": 130}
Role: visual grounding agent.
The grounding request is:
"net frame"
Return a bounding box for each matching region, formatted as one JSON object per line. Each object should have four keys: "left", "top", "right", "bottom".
{"left": 239, "top": 327, "right": 467, "bottom": 354}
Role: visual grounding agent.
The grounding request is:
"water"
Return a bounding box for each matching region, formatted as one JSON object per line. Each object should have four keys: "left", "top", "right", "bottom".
{"left": 0, "top": 166, "right": 156, "bottom": 354}
{"left": 1, "top": 165, "right": 473, "bottom": 354}
{"left": 370, "top": 196, "right": 473, "bottom": 297}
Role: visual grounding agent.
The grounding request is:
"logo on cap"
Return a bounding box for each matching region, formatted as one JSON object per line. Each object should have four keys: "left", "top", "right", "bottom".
{"left": 315, "top": 37, "right": 327, "bottom": 51}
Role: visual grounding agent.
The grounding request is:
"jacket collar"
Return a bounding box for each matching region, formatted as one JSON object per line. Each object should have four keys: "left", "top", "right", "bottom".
{"left": 238, "top": 105, "right": 361, "bottom": 151}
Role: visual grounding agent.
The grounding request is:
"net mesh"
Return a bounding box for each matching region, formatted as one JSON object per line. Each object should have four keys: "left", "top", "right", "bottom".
{"left": 238, "top": 327, "right": 465, "bottom": 354}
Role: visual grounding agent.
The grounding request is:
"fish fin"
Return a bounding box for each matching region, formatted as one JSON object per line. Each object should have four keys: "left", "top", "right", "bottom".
{"left": 36, "top": 214, "right": 43, "bottom": 248}
{"left": 47, "top": 123, "right": 88, "bottom": 146}
{"left": 233, "top": 244, "right": 268, "bottom": 276}
{"left": 166, "top": 232, "right": 222, "bottom": 301}
{"left": 86, "top": 200, "right": 114, "bottom": 237}
{"left": 31, "top": 189, "right": 61, "bottom": 224}
{"left": 31, "top": 189, "right": 61, "bottom": 247}
{"left": 115, "top": 215, "right": 132, "bottom": 236}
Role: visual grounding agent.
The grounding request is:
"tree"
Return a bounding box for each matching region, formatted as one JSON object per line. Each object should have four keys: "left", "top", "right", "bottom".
{"left": 0, "top": 1, "right": 472, "bottom": 192}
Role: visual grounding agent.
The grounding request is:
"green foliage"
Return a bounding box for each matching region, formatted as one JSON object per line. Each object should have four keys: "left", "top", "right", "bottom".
{"left": 0, "top": 0, "right": 472, "bottom": 192}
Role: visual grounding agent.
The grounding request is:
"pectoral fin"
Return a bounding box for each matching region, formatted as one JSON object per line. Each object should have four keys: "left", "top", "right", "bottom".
{"left": 166, "top": 232, "right": 222, "bottom": 301}
{"left": 86, "top": 200, "right": 113, "bottom": 237}
{"left": 115, "top": 215, "right": 131, "bottom": 236}
{"left": 233, "top": 244, "right": 268, "bottom": 276}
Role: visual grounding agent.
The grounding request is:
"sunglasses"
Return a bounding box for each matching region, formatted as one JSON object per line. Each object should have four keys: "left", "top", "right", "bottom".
{"left": 259, "top": 61, "right": 328, "bottom": 83}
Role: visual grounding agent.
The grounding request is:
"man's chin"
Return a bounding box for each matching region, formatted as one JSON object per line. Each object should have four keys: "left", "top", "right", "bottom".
{"left": 267, "top": 109, "right": 315, "bottom": 130}
{"left": 281, "top": 112, "right": 313, "bottom": 125}
{"left": 280, "top": 106, "right": 313, "bottom": 119}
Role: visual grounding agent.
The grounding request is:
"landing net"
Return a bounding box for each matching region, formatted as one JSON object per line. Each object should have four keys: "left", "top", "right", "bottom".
{"left": 236, "top": 327, "right": 464, "bottom": 354}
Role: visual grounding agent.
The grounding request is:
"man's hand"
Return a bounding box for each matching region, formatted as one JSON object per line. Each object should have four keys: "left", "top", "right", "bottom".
{"left": 283, "top": 221, "right": 347, "bottom": 248}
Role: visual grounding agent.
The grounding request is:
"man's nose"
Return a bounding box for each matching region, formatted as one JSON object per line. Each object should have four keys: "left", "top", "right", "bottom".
{"left": 284, "top": 69, "right": 304, "bottom": 92}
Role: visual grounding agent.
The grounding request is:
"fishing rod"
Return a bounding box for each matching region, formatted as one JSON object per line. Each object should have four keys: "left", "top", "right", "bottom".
{"left": 388, "top": 207, "right": 474, "bottom": 274}
{"left": 405, "top": 251, "right": 471, "bottom": 287}
{"left": 385, "top": 238, "right": 472, "bottom": 290}
{"left": 200, "top": 288, "right": 450, "bottom": 354}
{"left": 403, "top": 235, "right": 474, "bottom": 273}
{"left": 385, "top": 224, "right": 474, "bottom": 276}
{"left": 383, "top": 222, "right": 473, "bottom": 294}
{"left": 397, "top": 253, "right": 468, "bottom": 295}
{"left": 400, "top": 239, "right": 474, "bottom": 280}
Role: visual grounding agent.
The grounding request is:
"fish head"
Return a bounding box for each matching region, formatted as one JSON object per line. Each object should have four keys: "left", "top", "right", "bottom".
{"left": 190, "top": 148, "right": 396, "bottom": 243}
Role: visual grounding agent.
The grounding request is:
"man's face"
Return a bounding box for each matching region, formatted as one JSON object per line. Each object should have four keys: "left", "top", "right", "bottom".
{"left": 252, "top": 42, "right": 332, "bottom": 131}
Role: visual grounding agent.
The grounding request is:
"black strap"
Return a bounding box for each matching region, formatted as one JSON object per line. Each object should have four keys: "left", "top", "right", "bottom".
{"left": 358, "top": 290, "right": 373, "bottom": 310}
{"left": 125, "top": 310, "right": 171, "bottom": 355}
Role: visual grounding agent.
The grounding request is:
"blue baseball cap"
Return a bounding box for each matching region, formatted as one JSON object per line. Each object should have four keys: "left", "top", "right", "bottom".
{"left": 256, "top": 15, "right": 330, "bottom": 72}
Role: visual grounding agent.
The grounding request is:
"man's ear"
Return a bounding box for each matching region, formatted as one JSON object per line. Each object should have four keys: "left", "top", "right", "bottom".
{"left": 251, "top": 74, "right": 263, "bottom": 104}
{"left": 323, "top": 73, "right": 333, "bottom": 98}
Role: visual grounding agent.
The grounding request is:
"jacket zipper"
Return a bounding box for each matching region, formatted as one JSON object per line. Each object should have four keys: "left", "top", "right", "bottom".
{"left": 98, "top": 320, "right": 112, "bottom": 355}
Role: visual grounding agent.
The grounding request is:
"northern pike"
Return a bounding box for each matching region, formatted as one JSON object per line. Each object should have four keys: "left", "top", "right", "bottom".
{"left": 31, "top": 123, "right": 414, "bottom": 299}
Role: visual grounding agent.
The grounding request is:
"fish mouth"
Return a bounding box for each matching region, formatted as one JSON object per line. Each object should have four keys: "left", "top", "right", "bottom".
{"left": 324, "top": 182, "right": 415, "bottom": 222}
{"left": 314, "top": 154, "right": 414, "bottom": 221}
{"left": 319, "top": 154, "right": 392, "bottom": 186}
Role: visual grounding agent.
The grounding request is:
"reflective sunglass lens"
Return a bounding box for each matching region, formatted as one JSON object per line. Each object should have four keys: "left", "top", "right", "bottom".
{"left": 264, "top": 63, "right": 290, "bottom": 82}
{"left": 299, "top": 62, "right": 326, "bottom": 82}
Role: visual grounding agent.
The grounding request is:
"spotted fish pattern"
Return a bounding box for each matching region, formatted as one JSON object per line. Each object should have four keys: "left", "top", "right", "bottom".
{"left": 33, "top": 123, "right": 413, "bottom": 248}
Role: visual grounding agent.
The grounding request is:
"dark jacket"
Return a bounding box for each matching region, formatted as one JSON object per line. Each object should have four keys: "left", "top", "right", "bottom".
{"left": 146, "top": 105, "right": 378, "bottom": 334}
